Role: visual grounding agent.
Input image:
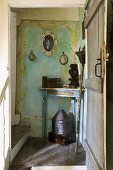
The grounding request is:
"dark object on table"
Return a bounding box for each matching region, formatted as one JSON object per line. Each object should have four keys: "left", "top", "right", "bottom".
{"left": 69, "top": 64, "right": 79, "bottom": 88}
{"left": 42, "top": 76, "right": 62, "bottom": 88}
{"left": 49, "top": 107, "right": 76, "bottom": 145}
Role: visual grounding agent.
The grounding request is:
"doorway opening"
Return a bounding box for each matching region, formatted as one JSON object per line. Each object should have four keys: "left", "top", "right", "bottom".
{"left": 9, "top": 7, "right": 87, "bottom": 169}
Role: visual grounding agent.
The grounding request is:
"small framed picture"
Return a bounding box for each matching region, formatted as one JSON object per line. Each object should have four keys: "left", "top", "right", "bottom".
{"left": 59, "top": 52, "right": 68, "bottom": 65}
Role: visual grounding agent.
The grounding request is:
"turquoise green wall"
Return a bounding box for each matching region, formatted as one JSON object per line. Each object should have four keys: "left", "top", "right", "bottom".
{"left": 16, "top": 20, "right": 80, "bottom": 137}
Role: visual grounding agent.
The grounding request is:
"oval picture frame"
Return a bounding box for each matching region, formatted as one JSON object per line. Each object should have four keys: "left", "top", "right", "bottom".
{"left": 59, "top": 52, "right": 68, "bottom": 65}
{"left": 40, "top": 31, "right": 57, "bottom": 56}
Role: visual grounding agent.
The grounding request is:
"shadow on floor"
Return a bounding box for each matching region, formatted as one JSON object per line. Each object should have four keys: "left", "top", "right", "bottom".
{"left": 9, "top": 138, "right": 86, "bottom": 170}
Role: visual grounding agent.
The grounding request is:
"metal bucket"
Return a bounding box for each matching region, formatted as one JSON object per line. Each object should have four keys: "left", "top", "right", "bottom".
{"left": 52, "top": 107, "right": 71, "bottom": 136}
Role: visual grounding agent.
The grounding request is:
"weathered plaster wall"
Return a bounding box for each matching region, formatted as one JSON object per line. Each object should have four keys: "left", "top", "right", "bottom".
{"left": 16, "top": 8, "right": 80, "bottom": 23}
{"left": 9, "top": 8, "right": 83, "bottom": 126}
{"left": 16, "top": 19, "right": 81, "bottom": 137}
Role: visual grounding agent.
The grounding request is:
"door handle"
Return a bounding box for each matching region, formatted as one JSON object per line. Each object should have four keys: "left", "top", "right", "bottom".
{"left": 95, "top": 62, "right": 101, "bottom": 78}
{"left": 95, "top": 48, "right": 103, "bottom": 78}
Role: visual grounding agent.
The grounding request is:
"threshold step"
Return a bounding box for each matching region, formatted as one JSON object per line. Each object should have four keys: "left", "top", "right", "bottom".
{"left": 10, "top": 125, "right": 30, "bottom": 162}
{"left": 11, "top": 125, "right": 31, "bottom": 148}
{"left": 32, "top": 166, "right": 87, "bottom": 170}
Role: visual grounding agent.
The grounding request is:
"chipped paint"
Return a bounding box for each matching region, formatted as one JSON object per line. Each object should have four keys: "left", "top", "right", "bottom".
{"left": 16, "top": 20, "right": 81, "bottom": 137}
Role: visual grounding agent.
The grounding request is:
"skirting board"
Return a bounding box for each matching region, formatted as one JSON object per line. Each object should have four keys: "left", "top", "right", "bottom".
{"left": 10, "top": 131, "right": 30, "bottom": 163}
{"left": 31, "top": 166, "right": 87, "bottom": 170}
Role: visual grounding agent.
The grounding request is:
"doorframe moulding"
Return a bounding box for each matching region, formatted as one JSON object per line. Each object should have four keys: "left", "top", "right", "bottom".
{"left": 8, "top": 0, "right": 86, "bottom": 164}
{"left": 8, "top": 0, "right": 85, "bottom": 8}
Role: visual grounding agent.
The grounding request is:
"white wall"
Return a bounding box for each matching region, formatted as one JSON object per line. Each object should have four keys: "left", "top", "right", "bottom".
{"left": 0, "top": 0, "right": 9, "bottom": 94}
{"left": 0, "top": 0, "right": 10, "bottom": 169}
{"left": 0, "top": 85, "right": 10, "bottom": 170}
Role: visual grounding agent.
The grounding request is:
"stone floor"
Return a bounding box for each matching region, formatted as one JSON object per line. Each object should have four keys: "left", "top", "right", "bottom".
{"left": 9, "top": 138, "right": 86, "bottom": 170}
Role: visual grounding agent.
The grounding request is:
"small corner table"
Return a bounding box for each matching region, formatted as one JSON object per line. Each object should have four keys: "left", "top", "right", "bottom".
{"left": 40, "top": 87, "right": 82, "bottom": 142}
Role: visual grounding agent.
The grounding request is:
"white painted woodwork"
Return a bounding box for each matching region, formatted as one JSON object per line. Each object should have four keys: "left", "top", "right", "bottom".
{"left": 0, "top": 101, "right": 4, "bottom": 170}
{"left": 84, "top": 0, "right": 90, "bottom": 9}
{"left": 0, "top": 78, "right": 9, "bottom": 104}
{"left": 85, "top": 1, "right": 106, "bottom": 170}
{"left": 86, "top": 90, "right": 104, "bottom": 168}
{"left": 82, "top": 65, "right": 87, "bottom": 144}
{"left": 0, "top": 0, "right": 9, "bottom": 95}
{"left": 84, "top": 0, "right": 104, "bottom": 28}
{"left": 10, "top": 131, "right": 30, "bottom": 162}
{"left": 0, "top": 85, "right": 10, "bottom": 170}
{"left": 85, "top": 78, "right": 103, "bottom": 93}
{"left": 85, "top": 0, "right": 94, "bottom": 10}
{"left": 10, "top": 11, "right": 17, "bottom": 126}
{"left": 32, "top": 166, "right": 87, "bottom": 170}
{"left": 9, "top": 0, "right": 86, "bottom": 8}
{"left": 0, "top": 0, "right": 11, "bottom": 170}
{"left": 87, "top": 10, "right": 98, "bottom": 79}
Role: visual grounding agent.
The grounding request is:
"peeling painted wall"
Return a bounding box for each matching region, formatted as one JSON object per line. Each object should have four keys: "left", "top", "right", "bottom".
{"left": 16, "top": 19, "right": 81, "bottom": 137}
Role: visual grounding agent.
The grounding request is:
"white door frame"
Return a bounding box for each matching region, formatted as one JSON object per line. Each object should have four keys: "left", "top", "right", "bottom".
{"left": 8, "top": 0, "right": 85, "bottom": 8}
{"left": 8, "top": 0, "right": 86, "bottom": 164}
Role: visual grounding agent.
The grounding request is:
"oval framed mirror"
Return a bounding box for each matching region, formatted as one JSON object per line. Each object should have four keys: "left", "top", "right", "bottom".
{"left": 40, "top": 31, "right": 57, "bottom": 56}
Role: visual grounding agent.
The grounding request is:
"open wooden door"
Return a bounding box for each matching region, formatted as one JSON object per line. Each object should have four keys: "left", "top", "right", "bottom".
{"left": 84, "top": 0, "right": 107, "bottom": 170}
